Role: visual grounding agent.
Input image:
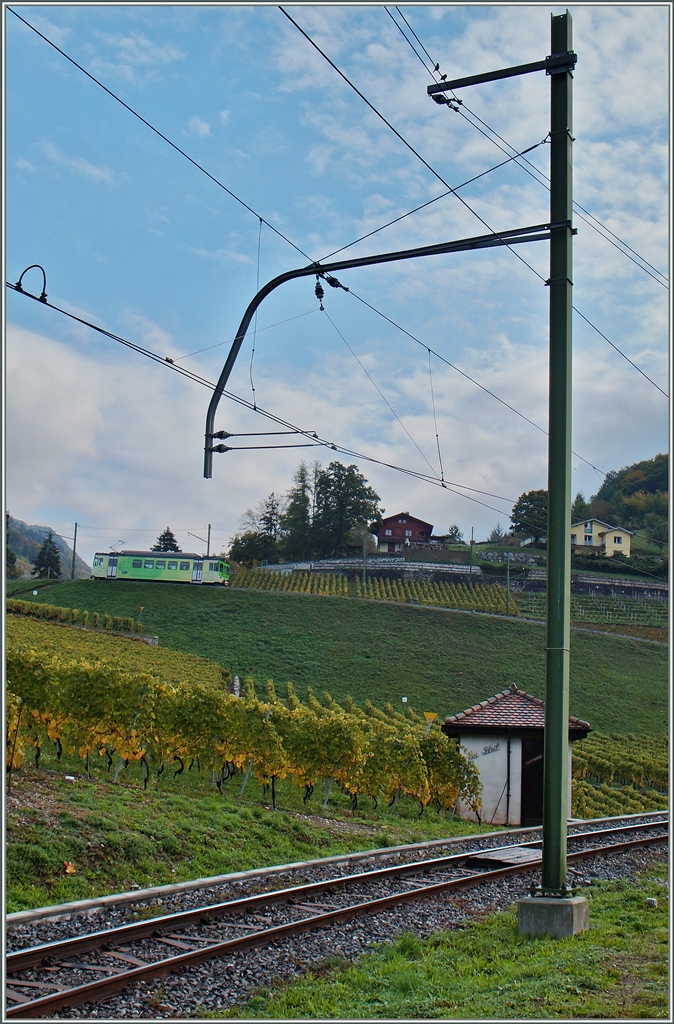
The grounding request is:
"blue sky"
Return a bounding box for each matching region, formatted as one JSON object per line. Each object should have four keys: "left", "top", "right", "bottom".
{"left": 4, "top": 3, "right": 669, "bottom": 565}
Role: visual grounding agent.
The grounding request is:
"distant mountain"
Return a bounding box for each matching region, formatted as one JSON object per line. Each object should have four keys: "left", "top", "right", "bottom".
{"left": 7, "top": 515, "right": 91, "bottom": 579}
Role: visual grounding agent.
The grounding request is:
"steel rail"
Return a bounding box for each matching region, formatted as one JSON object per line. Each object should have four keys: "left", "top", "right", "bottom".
{"left": 5, "top": 831, "right": 667, "bottom": 1018}
{"left": 6, "top": 818, "right": 666, "bottom": 973}
{"left": 9, "top": 809, "right": 666, "bottom": 931}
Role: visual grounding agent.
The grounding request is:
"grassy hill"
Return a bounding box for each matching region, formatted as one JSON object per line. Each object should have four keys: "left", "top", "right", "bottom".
{"left": 9, "top": 578, "right": 667, "bottom": 736}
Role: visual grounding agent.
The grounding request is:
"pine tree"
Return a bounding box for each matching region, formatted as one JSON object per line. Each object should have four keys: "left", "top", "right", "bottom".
{"left": 32, "top": 530, "right": 62, "bottom": 579}
{"left": 152, "top": 527, "right": 182, "bottom": 552}
{"left": 6, "top": 511, "right": 20, "bottom": 579}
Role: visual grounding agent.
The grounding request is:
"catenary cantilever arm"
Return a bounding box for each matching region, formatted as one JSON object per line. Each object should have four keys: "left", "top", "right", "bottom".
{"left": 204, "top": 221, "right": 563, "bottom": 477}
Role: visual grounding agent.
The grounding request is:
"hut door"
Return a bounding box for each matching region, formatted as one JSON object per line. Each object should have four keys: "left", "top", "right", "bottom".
{"left": 521, "top": 736, "right": 544, "bottom": 825}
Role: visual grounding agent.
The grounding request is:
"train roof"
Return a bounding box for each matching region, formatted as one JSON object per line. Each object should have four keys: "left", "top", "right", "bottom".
{"left": 95, "top": 551, "right": 224, "bottom": 560}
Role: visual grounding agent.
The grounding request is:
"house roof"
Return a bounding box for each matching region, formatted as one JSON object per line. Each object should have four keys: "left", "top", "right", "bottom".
{"left": 379, "top": 512, "right": 434, "bottom": 530}
{"left": 442, "top": 683, "right": 591, "bottom": 735}
{"left": 570, "top": 518, "right": 634, "bottom": 535}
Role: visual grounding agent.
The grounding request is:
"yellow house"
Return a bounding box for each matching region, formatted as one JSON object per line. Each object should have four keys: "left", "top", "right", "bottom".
{"left": 570, "top": 518, "right": 633, "bottom": 558}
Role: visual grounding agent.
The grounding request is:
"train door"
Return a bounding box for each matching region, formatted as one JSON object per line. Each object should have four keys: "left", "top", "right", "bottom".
{"left": 192, "top": 559, "right": 203, "bottom": 583}
{"left": 107, "top": 555, "right": 118, "bottom": 579}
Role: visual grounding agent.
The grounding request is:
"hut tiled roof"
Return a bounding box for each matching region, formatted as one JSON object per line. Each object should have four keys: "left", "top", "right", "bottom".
{"left": 443, "top": 683, "right": 591, "bottom": 732}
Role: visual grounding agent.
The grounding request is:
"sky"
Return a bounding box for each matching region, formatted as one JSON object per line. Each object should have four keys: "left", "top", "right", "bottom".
{"left": 4, "top": 3, "right": 670, "bottom": 567}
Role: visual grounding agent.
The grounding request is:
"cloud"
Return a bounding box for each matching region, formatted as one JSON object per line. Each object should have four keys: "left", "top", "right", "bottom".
{"left": 185, "top": 116, "right": 212, "bottom": 138}
{"left": 42, "top": 142, "right": 127, "bottom": 186}
{"left": 190, "top": 246, "right": 253, "bottom": 267}
{"left": 219, "top": 110, "right": 231, "bottom": 126}
{"left": 90, "top": 31, "right": 185, "bottom": 83}
{"left": 15, "top": 157, "right": 37, "bottom": 173}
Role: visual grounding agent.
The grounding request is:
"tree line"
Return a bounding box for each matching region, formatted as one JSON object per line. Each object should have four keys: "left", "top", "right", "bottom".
{"left": 229, "top": 461, "right": 382, "bottom": 565}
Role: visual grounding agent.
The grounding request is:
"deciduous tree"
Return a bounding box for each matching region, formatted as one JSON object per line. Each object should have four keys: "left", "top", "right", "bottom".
{"left": 511, "top": 490, "right": 548, "bottom": 544}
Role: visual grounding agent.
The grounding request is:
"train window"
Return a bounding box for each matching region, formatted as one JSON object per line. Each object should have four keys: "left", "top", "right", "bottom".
{"left": 132, "top": 559, "right": 142, "bottom": 568}
{"left": 168, "top": 561, "right": 178, "bottom": 570}
{"left": 155, "top": 560, "right": 166, "bottom": 569}
{"left": 144, "top": 560, "right": 154, "bottom": 569}
{"left": 93, "top": 556, "right": 103, "bottom": 567}
{"left": 219, "top": 562, "right": 225, "bottom": 571}
{"left": 209, "top": 562, "right": 217, "bottom": 572}
{"left": 180, "top": 561, "right": 190, "bottom": 571}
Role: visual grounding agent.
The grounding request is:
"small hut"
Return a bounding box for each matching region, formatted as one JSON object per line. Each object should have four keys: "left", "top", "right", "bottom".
{"left": 442, "top": 683, "right": 591, "bottom": 826}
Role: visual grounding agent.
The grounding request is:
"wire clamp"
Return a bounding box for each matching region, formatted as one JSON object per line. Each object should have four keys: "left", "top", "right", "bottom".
{"left": 544, "top": 277, "right": 574, "bottom": 286}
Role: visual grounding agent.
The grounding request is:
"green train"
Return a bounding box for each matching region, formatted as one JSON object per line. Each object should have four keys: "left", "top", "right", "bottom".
{"left": 91, "top": 551, "right": 229, "bottom": 585}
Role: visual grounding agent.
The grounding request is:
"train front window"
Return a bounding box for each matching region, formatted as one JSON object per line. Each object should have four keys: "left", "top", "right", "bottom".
{"left": 93, "top": 556, "right": 103, "bottom": 567}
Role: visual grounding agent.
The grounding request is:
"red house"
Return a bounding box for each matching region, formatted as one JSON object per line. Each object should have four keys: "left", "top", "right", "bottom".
{"left": 375, "top": 512, "right": 434, "bottom": 553}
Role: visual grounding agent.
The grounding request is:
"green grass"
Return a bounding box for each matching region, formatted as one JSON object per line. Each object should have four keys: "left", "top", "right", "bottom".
{"left": 219, "top": 864, "right": 669, "bottom": 1019}
{"left": 7, "top": 579, "right": 668, "bottom": 734}
{"left": 6, "top": 746, "right": 487, "bottom": 912}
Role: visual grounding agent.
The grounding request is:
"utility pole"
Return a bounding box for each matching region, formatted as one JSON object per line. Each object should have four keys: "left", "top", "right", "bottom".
{"left": 506, "top": 551, "right": 510, "bottom": 616}
{"left": 207, "top": 524, "right": 211, "bottom": 558}
{"left": 362, "top": 534, "right": 367, "bottom": 588}
{"left": 427, "top": 11, "right": 583, "bottom": 935}
{"left": 542, "top": 10, "right": 574, "bottom": 900}
{"left": 71, "top": 522, "right": 78, "bottom": 580}
{"left": 469, "top": 527, "right": 474, "bottom": 578}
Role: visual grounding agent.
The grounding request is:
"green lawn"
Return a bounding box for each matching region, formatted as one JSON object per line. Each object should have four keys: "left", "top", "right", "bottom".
{"left": 221, "top": 864, "right": 669, "bottom": 1019}
{"left": 6, "top": 752, "right": 487, "bottom": 912}
{"left": 8, "top": 578, "right": 667, "bottom": 734}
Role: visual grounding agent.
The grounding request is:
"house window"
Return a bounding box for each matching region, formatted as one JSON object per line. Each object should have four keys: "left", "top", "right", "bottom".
{"left": 385, "top": 529, "right": 392, "bottom": 536}
{"left": 584, "top": 536, "right": 592, "bottom": 545}
{"left": 613, "top": 536, "right": 622, "bottom": 544}
{"left": 132, "top": 559, "right": 142, "bottom": 568}
{"left": 144, "top": 560, "right": 154, "bottom": 569}
{"left": 180, "top": 561, "right": 190, "bottom": 571}
{"left": 405, "top": 530, "right": 412, "bottom": 537}
{"left": 570, "top": 534, "right": 577, "bottom": 543}
{"left": 585, "top": 522, "right": 591, "bottom": 529}
{"left": 168, "top": 561, "right": 178, "bottom": 570}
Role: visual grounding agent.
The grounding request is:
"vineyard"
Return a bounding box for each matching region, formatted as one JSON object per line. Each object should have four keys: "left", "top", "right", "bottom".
{"left": 519, "top": 591, "right": 668, "bottom": 629}
{"left": 5, "top": 616, "right": 481, "bottom": 816}
{"left": 231, "top": 569, "right": 349, "bottom": 597}
{"left": 231, "top": 569, "right": 517, "bottom": 616}
{"left": 6, "top": 597, "right": 143, "bottom": 635}
{"left": 571, "top": 732, "right": 668, "bottom": 817}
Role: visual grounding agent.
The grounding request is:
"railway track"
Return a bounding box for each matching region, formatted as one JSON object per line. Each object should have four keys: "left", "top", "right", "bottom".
{"left": 6, "top": 813, "right": 668, "bottom": 1018}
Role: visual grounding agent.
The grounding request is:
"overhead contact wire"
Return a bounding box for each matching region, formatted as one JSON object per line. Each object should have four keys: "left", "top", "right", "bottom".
{"left": 321, "top": 308, "right": 439, "bottom": 479}
{"left": 6, "top": 281, "right": 520, "bottom": 521}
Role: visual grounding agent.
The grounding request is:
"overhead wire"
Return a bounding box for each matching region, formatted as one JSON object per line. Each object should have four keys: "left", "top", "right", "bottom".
{"left": 320, "top": 307, "right": 439, "bottom": 479}
{"left": 385, "top": 3, "right": 668, "bottom": 287}
{"left": 8, "top": 280, "right": 666, "bottom": 531}
{"left": 427, "top": 349, "right": 445, "bottom": 483}
{"left": 279, "top": 5, "right": 548, "bottom": 286}
{"left": 6, "top": 280, "right": 524, "bottom": 523}
{"left": 173, "top": 309, "right": 319, "bottom": 362}
{"left": 345, "top": 285, "right": 605, "bottom": 479}
{"left": 7, "top": 6, "right": 313, "bottom": 262}
{"left": 250, "top": 218, "right": 263, "bottom": 408}
{"left": 287, "top": 5, "right": 667, "bottom": 398}
{"left": 319, "top": 138, "right": 549, "bottom": 262}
